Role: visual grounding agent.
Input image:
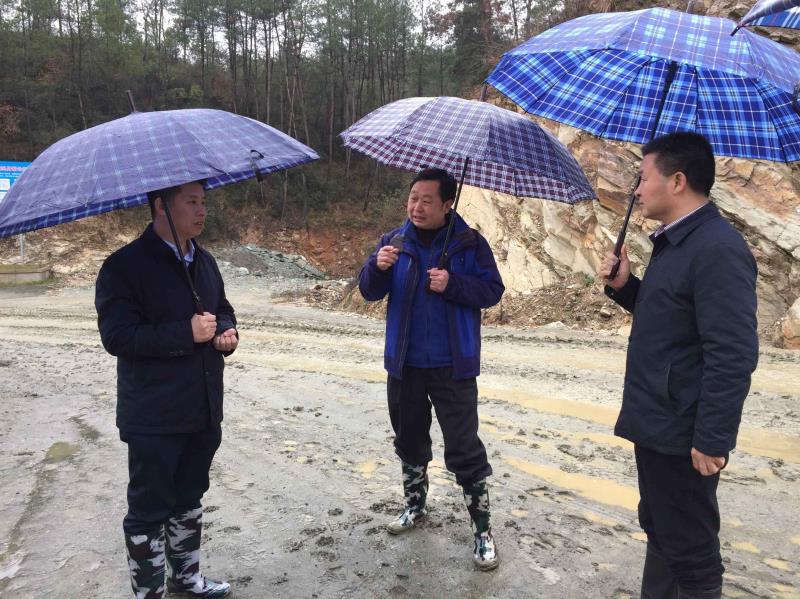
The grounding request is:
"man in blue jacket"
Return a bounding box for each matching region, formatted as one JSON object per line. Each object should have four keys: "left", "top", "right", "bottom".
{"left": 96, "top": 181, "right": 235, "bottom": 598}
{"left": 359, "top": 168, "right": 505, "bottom": 571}
{"left": 600, "top": 133, "right": 758, "bottom": 599}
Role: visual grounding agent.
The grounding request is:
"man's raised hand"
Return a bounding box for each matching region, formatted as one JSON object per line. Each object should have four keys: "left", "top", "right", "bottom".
{"left": 191, "top": 312, "right": 217, "bottom": 343}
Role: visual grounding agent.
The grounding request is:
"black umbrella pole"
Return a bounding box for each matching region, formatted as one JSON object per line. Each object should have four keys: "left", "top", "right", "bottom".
{"left": 437, "top": 157, "right": 471, "bottom": 270}
{"left": 608, "top": 178, "right": 640, "bottom": 279}
{"left": 609, "top": 61, "right": 678, "bottom": 280}
{"left": 163, "top": 202, "right": 205, "bottom": 315}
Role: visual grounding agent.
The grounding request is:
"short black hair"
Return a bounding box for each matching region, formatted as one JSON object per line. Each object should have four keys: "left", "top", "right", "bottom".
{"left": 146, "top": 180, "right": 206, "bottom": 218}
{"left": 147, "top": 185, "right": 182, "bottom": 218}
{"left": 642, "top": 132, "right": 715, "bottom": 196}
{"left": 410, "top": 168, "right": 457, "bottom": 202}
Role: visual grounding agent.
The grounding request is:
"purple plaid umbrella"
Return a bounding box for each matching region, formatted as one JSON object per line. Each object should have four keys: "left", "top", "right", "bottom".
{"left": 733, "top": 0, "right": 800, "bottom": 33}
{"left": 339, "top": 96, "right": 595, "bottom": 268}
{"left": 0, "top": 107, "right": 319, "bottom": 239}
{"left": 0, "top": 103, "right": 319, "bottom": 312}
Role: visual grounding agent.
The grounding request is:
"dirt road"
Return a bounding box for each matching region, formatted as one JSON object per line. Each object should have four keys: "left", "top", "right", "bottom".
{"left": 1, "top": 276, "right": 798, "bottom": 598}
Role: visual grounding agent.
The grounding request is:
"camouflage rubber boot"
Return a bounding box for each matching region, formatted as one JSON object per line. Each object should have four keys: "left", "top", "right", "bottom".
{"left": 462, "top": 479, "right": 499, "bottom": 571}
{"left": 125, "top": 528, "right": 166, "bottom": 599}
{"left": 386, "top": 461, "right": 429, "bottom": 534}
{"left": 164, "top": 507, "right": 231, "bottom": 598}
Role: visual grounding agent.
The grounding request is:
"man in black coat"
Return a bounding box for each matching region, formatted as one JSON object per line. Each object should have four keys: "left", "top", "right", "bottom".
{"left": 599, "top": 133, "right": 758, "bottom": 599}
{"left": 96, "top": 181, "right": 236, "bottom": 599}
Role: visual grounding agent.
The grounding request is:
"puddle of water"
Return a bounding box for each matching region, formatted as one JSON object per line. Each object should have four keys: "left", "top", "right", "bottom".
{"left": 69, "top": 416, "right": 101, "bottom": 442}
{"left": 731, "top": 541, "right": 760, "bottom": 554}
{"left": 44, "top": 442, "right": 79, "bottom": 463}
{"left": 482, "top": 346, "right": 626, "bottom": 375}
{"left": 581, "top": 511, "right": 618, "bottom": 527}
{"left": 481, "top": 385, "right": 619, "bottom": 427}
{"left": 727, "top": 518, "right": 743, "bottom": 528}
{"left": 772, "top": 583, "right": 799, "bottom": 597}
{"left": 736, "top": 429, "right": 800, "bottom": 464}
{"left": 764, "top": 558, "right": 793, "bottom": 572}
{"left": 486, "top": 385, "right": 800, "bottom": 465}
{"left": 504, "top": 456, "right": 639, "bottom": 511}
{"left": 241, "top": 351, "right": 799, "bottom": 464}
{"left": 356, "top": 460, "right": 377, "bottom": 479}
{"left": 751, "top": 366, "right": 800, "bottom": 396}
{"left": 0, "top": 553, "right": 24, "bottom": 581}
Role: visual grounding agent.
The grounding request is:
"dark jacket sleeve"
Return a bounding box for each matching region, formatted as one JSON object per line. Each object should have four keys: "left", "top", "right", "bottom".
{"left": 358, "top": 233, "right": 393, "bottom": 301}
{"left": 604, "top": 275, "right": 641, "bottom": 313}
{"left": 95, "top": 255, "right": 195, "bottom": 359}
{"left": 441, "top": 233, "right": 504, "bottom": 309}
{"left": 691, "top": 242, "right": 759, "bottom": 456}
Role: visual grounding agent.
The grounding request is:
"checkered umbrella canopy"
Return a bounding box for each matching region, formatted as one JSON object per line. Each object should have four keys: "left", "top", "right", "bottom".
{"left": 0, "top": 108, "right": 319, "bottom": 238}
{"left": 736, "top": 0, "right": 800, "bottom": 31}
{"left": 486, "top": 7, "right": 800, "bottom": 163}
{"left": 339, "top": 96, "right": 595, "bottom": 204}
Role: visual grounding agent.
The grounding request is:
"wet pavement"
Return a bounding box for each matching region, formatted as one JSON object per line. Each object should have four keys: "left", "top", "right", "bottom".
{"left": 0, "top": 277, "right": 798, "bottom": 598}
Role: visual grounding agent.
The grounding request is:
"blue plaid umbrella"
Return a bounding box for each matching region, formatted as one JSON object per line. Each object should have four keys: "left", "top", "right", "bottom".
{"left": 486, "top": 7, "right": 800, "bottom": 163}
{"left": 340, "top": 95, "right": 595, "bottom": 270}
{"left": 486, "top": 7, "right": 800, "bottom": 273}
{"left": 0, "top": 108, "right": 319, "bottom": 239}
{"left": 339, "top": 96, "right": 595, "bottom": 203}
{"left": 734, "top": 0, "right": 800, "bottom": 32}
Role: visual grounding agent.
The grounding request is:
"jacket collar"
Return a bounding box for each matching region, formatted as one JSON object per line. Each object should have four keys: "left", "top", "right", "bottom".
{"left": 651, "top": 202, "right": 719, "bottom": 247}
{"left": 142, "top": 223, "right": 204, "bottom": 262}
{"left": 393, "top": 213, "right": 475, "bottom": 254}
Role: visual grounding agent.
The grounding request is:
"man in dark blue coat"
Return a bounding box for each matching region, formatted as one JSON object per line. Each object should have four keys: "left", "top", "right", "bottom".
{"left": 96, "top": 181, "right": 235, "bottom": 599}
{"left": 600, "top": 133, "right": 759, "bottom": 599}
{"left": 359, "top": 168, "right": 505, "bottom": 571}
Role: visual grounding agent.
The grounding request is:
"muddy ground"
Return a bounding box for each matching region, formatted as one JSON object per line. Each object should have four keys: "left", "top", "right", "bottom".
{"left": 0, "top": 263, "right": 799, "bottom": 599}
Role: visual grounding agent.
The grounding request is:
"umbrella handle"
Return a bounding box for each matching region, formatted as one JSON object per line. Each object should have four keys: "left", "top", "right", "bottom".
{"left": 163, "top": 200, "right": 205, "bottom": 315}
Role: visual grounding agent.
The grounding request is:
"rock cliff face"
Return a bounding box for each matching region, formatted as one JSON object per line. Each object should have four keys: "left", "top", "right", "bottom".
{"left": 467, "top": 2, "right": 800, "bottom": 345}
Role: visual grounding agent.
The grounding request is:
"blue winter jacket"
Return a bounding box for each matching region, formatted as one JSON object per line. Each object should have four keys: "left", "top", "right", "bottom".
{"left": 359, "top": 214, "right": 504, "bottom": 380}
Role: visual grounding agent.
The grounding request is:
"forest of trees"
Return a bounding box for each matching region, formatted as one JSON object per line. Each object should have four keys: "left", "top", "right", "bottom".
{"left": 0, "top": 0, "right": 592, "bottom": 225}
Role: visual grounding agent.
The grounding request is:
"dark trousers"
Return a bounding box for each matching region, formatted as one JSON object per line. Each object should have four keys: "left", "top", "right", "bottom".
{"left": 635, "top": 445, "right": 724, "bottom": 592}
{"left": 121, "top": 426, "right": 222, "bottom": 535}
{"left": 387, "top": 366, "right": 492, "bottom": 485}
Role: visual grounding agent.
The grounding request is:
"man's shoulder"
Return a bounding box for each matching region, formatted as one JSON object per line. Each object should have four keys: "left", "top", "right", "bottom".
{"left": 103, "top": 233, "right": 147, "bottom": 268}
{"left": 690, "top": 212, "right": 750, "bottom": 253}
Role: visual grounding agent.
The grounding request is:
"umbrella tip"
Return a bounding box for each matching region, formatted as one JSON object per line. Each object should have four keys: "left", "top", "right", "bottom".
{"left": 126, "top": 90, "right": 138, "bottom": 113}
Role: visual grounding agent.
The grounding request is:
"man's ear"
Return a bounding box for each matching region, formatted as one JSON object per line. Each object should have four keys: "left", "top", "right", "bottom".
{"left": 672, "top": 171, "right": 688, "bottom": 195}
{"left": 444, "top": 199, "right": 455, "bottom": 212}
{"left": 153, "top": 197, "right": 165, "bottom": 216}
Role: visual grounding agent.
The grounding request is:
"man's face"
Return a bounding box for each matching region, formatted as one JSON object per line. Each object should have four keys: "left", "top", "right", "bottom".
{"left": 635, "top": 153, "right": 675, "bottom": 222}
{"left": 407, "top": 179, "right": 453, "bottom": 230}
{"left": 160, "top": 182, "right": 206, "bottom": 240}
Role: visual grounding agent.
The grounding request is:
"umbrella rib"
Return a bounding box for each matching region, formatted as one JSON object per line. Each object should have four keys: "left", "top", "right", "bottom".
{"left": 168, "top": 112, "right": 230, "bottom": 177}
{"left": 595, "top": 56, "right": 656, "bottom": 141}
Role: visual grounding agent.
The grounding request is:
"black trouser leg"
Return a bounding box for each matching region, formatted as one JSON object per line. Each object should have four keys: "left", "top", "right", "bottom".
{"left": 387, "top": 368, "right": 433, "bottom": 467}
{"left": 641, "top": 543, "right": 678, "bottom": 599}
{"left": 122, "top": 426, "right": 222, "bottom": 535}
{"left": 387, "top": 366, "right": 491, "bottom": 485}
{"left": 635, "top": 445, "right": 723, "bottom": 596}
{"left": 425, "top": 369, "right": 491, "bottom": 485}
